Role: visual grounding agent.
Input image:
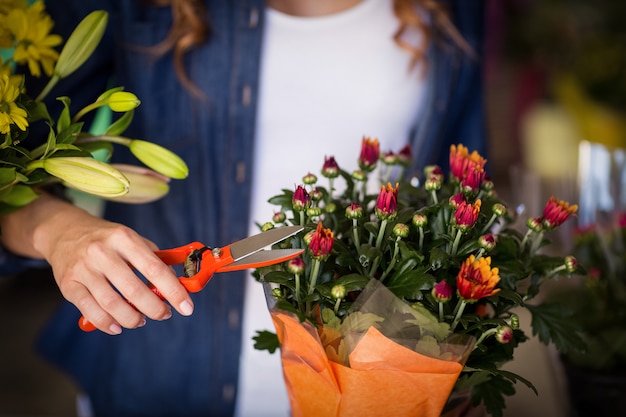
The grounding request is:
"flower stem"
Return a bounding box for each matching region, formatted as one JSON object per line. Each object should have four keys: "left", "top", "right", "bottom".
{"left": 450, "top": 228, "right": 463, "bottom": 256}
{"left": 472, "top": 327, "right": 498, "bottom": 350}
{"left": 375, "top": 219, "right": 388, "bottom": 250}
{"left": 306, "top": 259, "right": 322, "bottom": 315}
{"left": 439, "top": 302, "right": 444, "bottom": 321}
{"left": 352, "top": 219, "right": 361, "bottom": 251}
{"left": 72, "top": 101, "right": 105, "bottom": 123}
{"left": 481, "top": 214, "right": 497, "bottom": 234}
{"left": 379, "top": 237, "right": 400, "bottom": 283}
{"left": 451, "top": 299, "right": 468, "bottom": 331}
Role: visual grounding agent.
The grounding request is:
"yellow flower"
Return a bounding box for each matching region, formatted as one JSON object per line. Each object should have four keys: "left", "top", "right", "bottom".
{"left": 3, "top": 1, "right": 62, "bottom": 77}
{"left": 0, "top": 74, "right": 28, "bottom": 134}
{"left": 0, "top": 0, "right": 28, "bottom": 47}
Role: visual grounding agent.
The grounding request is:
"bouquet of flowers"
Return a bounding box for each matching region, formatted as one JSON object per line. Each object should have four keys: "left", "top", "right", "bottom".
{"left": 0, "top": 1, "right": 187, "bottom": 217}
{"left": 253, "top": 138, "right": 583, "bottom": 417}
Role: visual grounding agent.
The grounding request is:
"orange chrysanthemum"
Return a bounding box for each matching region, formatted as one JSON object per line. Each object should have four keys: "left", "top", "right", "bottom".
{"left": 456, "top": 255, "right": 501, "bottom": 302}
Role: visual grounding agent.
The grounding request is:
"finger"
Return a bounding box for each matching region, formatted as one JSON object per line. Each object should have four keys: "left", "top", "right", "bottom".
{"left": 119, "top": 248, "right": 195, "bottom": 318}
{"left": 98, "top": 255, "right": 174, "bottom": 322}
{"left": 63, "top": 280, "right": 130, "bottom": 335}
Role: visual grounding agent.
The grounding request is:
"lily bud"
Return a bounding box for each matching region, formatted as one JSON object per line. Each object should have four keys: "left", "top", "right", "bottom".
{"left": 108, "top": 91, "right": 141, "bottom": 112}
{"left": 54, "top": 11, "right": 108, "bottom": 79}
{"left": 128, "top": 139, "right": 189, "bottom": 179}
{"left": 105, "top": 164, "right": 169, "bottom": 203}
{"left": 35, "top": 157, "right": 129, "bottom": 197}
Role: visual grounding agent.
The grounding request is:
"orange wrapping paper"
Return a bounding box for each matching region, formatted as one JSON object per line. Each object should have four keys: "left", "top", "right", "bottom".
{"left": 271, "top": 311, "right": 465, "bottom": 417}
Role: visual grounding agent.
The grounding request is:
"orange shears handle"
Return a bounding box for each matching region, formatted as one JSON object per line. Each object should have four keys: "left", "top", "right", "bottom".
{"left": 78, "top": 242, "right": 234, "bottom": 332}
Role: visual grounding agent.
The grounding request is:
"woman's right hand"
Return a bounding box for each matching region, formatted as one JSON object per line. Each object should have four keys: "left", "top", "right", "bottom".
{"left": 0, "top": 194, "right": 195, "bottom": 335}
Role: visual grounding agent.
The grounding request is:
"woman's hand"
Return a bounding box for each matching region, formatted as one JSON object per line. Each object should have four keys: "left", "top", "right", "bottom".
{"left": 0, "top": 194, "right": 194, "bottom": 335}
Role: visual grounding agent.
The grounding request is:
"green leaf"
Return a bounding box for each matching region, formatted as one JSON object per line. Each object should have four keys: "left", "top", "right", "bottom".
{"left": 105, "top": 109, "right": 134, "bottom": 136}
{"left": 56, "top": 96, "right": 72, "bottom": 134}
{"left": 56, "top": 123, "right": 84, "bottom": 145}
{"left": 386, "top": 266, "right": 434, "bottom": 299}
{"left": 527, "top": 303, "right": 587, "bottom": 354}
{"left": 0, "top": 184, "right": 39, "bottom": 207}
{"left": 252, "top": 330, "right": 280, "bottom": 354}
{"left": 429, "top": 247, "right": 450, "bottom": 270}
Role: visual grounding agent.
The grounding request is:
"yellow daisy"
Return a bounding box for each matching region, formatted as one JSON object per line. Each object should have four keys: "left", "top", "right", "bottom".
{"left": 3, "top": 1, "right": 62, "bottom": 77}
{"left": 0, "top": 74, "right": 28, "bottom": 134}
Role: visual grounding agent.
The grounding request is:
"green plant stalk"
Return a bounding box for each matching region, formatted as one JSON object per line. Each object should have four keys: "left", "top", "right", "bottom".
{"left": 306, "top": 258, "right": 322, "bottom": 316}
{"left": 481, "top": 213, "right": 498, "bottom": 234}
{"left": 379, "top": 236, "right": 401, "bottom": 283}
{"left": 451, "top": 299, "right": 468, "bottom": 331}
{"left": 472, "top": 327, "right": 498, "bottom": 350}
{"left": 352, "top": 219, "right": 361, "bottom": 251}
{"left": 72, "top": 101, "right": 106, "bottom": 123}
{"left": 450, "top": 228, "right": 463, "bottom": 256}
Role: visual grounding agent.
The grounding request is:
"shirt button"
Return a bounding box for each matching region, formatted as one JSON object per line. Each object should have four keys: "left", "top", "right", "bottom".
{"left": 228, "top": 308, "right": 240, "bottom": 329}
{"left": 242, "top": 84, "right": 252, "bottom": 106}
{"left": 249, "top": 7, "right": 259, "bottom": 28}
{"left": 223, "top": 383, "right": 235, "bottom": 403}
{"left": 236, "top": 162, "right": 245, "bottom": 183}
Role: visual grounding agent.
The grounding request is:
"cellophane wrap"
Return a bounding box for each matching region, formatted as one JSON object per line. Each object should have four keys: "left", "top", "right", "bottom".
{"left": 265, "top": 279, "right": 475, "bottom": 417}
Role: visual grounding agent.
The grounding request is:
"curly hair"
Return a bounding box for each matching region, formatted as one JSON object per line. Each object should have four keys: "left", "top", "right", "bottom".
{"left": 144, "top": 0, "right": 471, "bottom": 95}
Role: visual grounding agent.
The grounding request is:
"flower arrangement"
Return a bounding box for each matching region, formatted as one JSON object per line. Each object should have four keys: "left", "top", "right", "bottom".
{"left": 0, "top": 1, "right": 187, "bottom": 216}
{"left": 546, "top": 213, "right": 626, "bottom": 373}
{"left": 253, "top": 138, "right": 583, "bottom": 417}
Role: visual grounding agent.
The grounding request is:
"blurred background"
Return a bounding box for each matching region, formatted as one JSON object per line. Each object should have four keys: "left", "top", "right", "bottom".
{"left": 2, "top": 0, "right": 625, "bottom": 416}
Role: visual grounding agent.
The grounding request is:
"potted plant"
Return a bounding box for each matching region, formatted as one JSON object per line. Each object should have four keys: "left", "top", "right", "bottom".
{"left": 545, "top": 214, "right": 626, "bottom": 417}
{"left": 252, "top": 139, "right": 583, "bottom": 417}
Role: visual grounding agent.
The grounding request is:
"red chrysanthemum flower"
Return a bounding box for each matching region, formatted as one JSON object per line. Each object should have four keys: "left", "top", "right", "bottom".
{"left": 375, "top": 182, "right": 399, "bottom": 220}
{"left": 453, "top": 199, "right": 482, "bottom": 231}
{"left": 358, "top": 136, "right": 380, "bottom": 172}
{"left": 308, "top": 221, "right": 334, "bottom": 260}
{"left": 542, "top": 196, "right": 578, "bottom": 230}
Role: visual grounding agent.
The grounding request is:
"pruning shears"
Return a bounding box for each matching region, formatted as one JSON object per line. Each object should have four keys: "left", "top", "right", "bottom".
{"left": 79, "top": 225, "right": 304, "bottom": 332}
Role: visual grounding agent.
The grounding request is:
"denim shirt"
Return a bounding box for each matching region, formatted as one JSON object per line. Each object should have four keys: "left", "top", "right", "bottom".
{"left": 23, "top": 1, "right": 487, "bottom": 416}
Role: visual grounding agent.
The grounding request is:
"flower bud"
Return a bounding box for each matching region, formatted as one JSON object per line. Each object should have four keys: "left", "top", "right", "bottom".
{"left": 449, "top": 193, "right": 466, "bottom": 209}
{"left": 331, "top": 284, "right": 346, "bottom": 300}
{"left": 287, "top": 257, "right": 305, "bottom": 275}
{"left": 346, "top": 203, "right": 363, "bottom": 219}
{"left": 425, "top": 175, "right": 442, "bottom": 191}
{"left": 325, "top": 202, "right": 336, "bottom": 214}
{"left": 381, "top": 150, "right": 397, "bottom": 165}
{"left": 310, "top": 188, "right": 323, "bottom": 202}
{"left": 432, "top": 281, "right": 452, "bottom": 303}
{"left": 105, "top": 164, "right": 169, "bottom": 203}
{"left": 564, "top": 255, "right": 578, "bottom": 273}
{"left": 271, "top": 288, "right": 282, "bottom": 298}
{"left": 527, "top": 217, "right": 543, "bottom": 233}
{"left": 128, "top": 140, "right": 189, "bottom": 179}
{"left": 495, "top": 325, "right": 513, "bottom": 344}
{"left": 306, "top": 207, "right": 322, "bottom": 217}
{"left": 272, "top": 211, "right": 286, "bottom": 223}
{"left": 321, "top": 156, "right": 340, "bottom": 178}
{"left": 479, "top": 234, "right": 497, "bottom": 251}
{"left": 107, "top": 91, "right": 141, "bottom": 112}
{"left": 292, "top": 185, "right": 311, "bottom": 212}
{"left": 302, "top": 172, "right": 317, "bottom": 185}
{"left": 397, "top": 144, "right": 412, "bottom": 166}
{"left": 393, "top": 223, "right": 409, "bottom": 238}
{"left": 36, "top": 157, "right": 129, "bottom": 197}
{"left": 261, "top": 222, "right": 274, "bottom": 232}
{"left": 492, "top": 203, "right": 506, "bottom": 217}
{"left": 412, "top": 213, "right": 427, "bottom": 228}
{"left": 351, "top": 169, "right": 366, "bottom": 182}
{"left": 509, "top": 313, "right": 520, "bottom": 330}
{"left": 54, "top": 11, "right": 108, "bottom": 79}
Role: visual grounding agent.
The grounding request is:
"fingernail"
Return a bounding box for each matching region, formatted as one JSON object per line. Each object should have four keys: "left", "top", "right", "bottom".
{"left": 109, "top": 323, "right": 122, "bottom": 335}
{"left": 179, "top": 300, "right": 194, "bottom": 316}
{"left": 138, "top": 317, "right": 147, "bottom": 327}
{"left": 162, "top": 309, "right": 172, "bottom": 320}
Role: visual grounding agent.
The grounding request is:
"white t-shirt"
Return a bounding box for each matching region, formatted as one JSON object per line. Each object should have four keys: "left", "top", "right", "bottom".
{"left": 236, "top": 1, "right": 425, "bottom": 416}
